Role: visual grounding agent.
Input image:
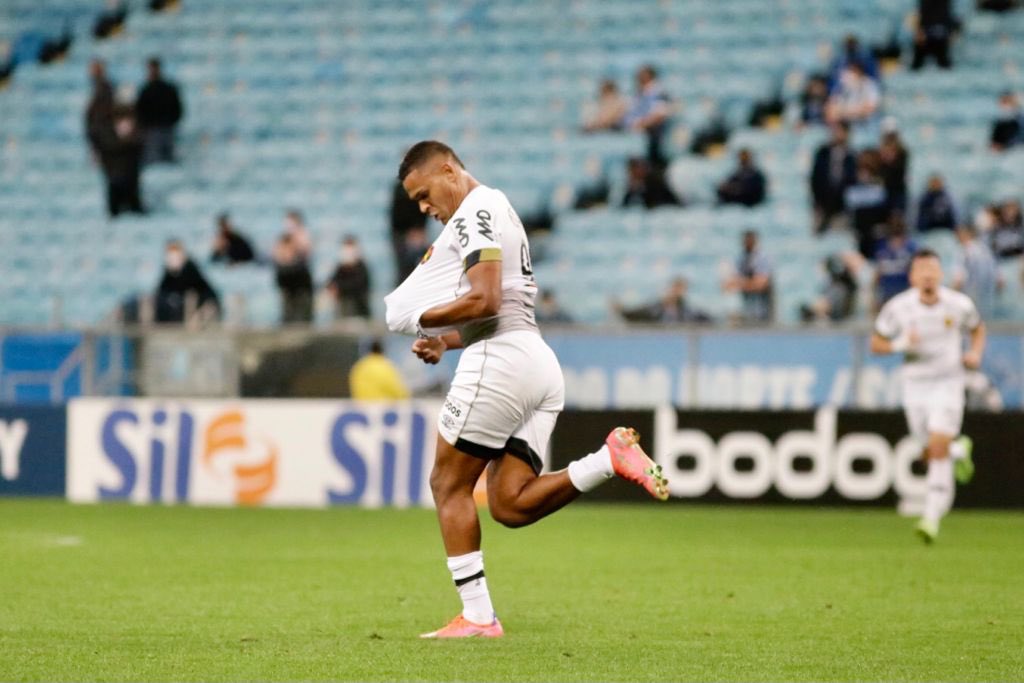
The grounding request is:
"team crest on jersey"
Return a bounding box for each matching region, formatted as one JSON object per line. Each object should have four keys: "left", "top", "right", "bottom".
{"left": 420, "top": 246, "right": 434, "bottom": 264}
{"left": 944, "top": 316, "right": 954, "bottom": 328}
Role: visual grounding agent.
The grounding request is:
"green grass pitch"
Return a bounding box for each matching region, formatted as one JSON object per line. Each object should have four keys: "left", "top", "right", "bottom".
{"left": 1, "top": 499, "right": 1022, "bottom": 682}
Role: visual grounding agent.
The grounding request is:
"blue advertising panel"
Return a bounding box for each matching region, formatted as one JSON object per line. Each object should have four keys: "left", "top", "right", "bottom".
{"left": 694, "top": 332, "right": 856, "bottom": 409}
{"left": 543, "top": 330, "right": 1021, "bottom": 410}
{"left": 978, "top": 334, "right": 1023, "bottom": 409}
{"left": 545, "top": 331, "right": 689, "bottom": 409}
{"left": 0, "top": 405, "right": 66, "bottom": 496}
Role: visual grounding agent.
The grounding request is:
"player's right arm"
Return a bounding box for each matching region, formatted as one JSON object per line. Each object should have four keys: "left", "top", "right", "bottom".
{"left": 961, "top": 296, "right": 986, "bottom": 370}
{"left": 870, "top": 332, "right": 913, "bottom": 355}
{"left": 870, "top": 298, "right": 916, "bottom": 355}
{"left": 412, "top": 331, "right": 463, "bottom": 365}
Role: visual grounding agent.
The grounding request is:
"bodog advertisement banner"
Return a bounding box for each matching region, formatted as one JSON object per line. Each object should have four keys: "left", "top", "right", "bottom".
{"left": 550, "top": 408, "right": 1024, "bottom": 508}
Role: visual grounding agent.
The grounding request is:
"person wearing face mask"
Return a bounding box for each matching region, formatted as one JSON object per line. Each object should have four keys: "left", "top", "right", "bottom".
{"left": 273, "top": 233, "right": 314, "bottom": 324}
{"left": 155, "top": 240, "right": 220, "bottom": 323}
{"left": 325, "top": 235, "right": 372, "bottom": 320}
{"left": 282, "top": 209, "right": 313, "bottom": 262}
{"left": 95, "top": 105, "right": 146, "bottom": 218}
{"left": 990, "top": 92, "right": 1023, "bottom": 152}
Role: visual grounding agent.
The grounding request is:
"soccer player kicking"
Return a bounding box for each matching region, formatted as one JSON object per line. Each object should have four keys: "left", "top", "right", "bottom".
{"left": 384, "top": 141, "right": 669, "bottom": 638}
{"left": 871, "top": 248, "right": 985, "bottom": 543}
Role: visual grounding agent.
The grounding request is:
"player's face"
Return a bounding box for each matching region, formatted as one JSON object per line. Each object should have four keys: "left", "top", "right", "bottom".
{"left": 403, "top": 158, "right": 459, "bottom": 225}
{"left": 909, "top": 256, "right": 942, "bottom": 295}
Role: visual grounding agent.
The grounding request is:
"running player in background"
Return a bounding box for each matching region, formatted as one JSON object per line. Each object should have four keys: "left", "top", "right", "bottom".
{"left": 384, "top": 141, "right": 669, "bottom": 638}
{"left": 871, "top": 248, "right": 985, "bottom": 543}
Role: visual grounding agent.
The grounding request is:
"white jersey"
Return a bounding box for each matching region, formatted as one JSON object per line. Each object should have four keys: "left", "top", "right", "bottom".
{"left": 384, "top": 185, "right": 538, "bottom": 346}
{"left": 874, "top": 286, "right": 981, "bottom": 383}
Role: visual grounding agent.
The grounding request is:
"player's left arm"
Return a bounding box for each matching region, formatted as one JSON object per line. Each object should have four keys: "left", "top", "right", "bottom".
{"left": 963, "top": 321, "right": 986, "bottom": 370}
{"left": 418, "top": 259, "right": 501, "bottom": 329}
{"left": 419, "top": 196, "right": 504, "bottom": 331}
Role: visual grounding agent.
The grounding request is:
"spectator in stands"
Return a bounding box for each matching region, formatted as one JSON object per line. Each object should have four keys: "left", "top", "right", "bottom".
{"left": 988, "top": 199, "right": 1024, "bottom": 258}
{"left": 210, "top": 213, "right": 256, "bottom": 265}
{"left": 911, "top": 0, "right": 957, "bottom": 70}
{"left": 953, "top": 225, "right": 1000, "bottom": 318}
{"left": 825, "top": 63, "right": 881, "bottom": 129}
{"left": 390, "top": 178, "right": 426, "bottom": 279}
{"left": 348, "top": 339, "right": 410, "bottom": 401}
{"left": 613, "top": 277, "right": 712, "bottom": 324}
{"left": 978, "top": 0, "right": 1021, "bottom": 10}
{"left": 155, "top": 239, "right": 220, "bottom": 323}
{"left": 85, "top": 58, "right": 115, "bottom": 157}
{"left": 799, "top": 75, "right": 830, "bottom": 127}
{"left": 811, "top": 121, "right": 857, "bottom": 234}
{"left": 625, "top": 64, "right": 672, "bottom": 167}
{"left": 716, "top": 148, "right": 767, "bottom": 207}
{"left": 829, "top": 35, "right": 880, "bottom": 89}
{"left": 621, "top": 157, "right": 680, "bottom": 209}
{"left": 991, "top": 91, "right": 1023, "bottom": 151}
{"left": 799, "top": 252, "right": 862, "bottom": 323}
{"left": 879, "top": 127, "right": 910, "bottom": 214}
{"left": 722, "top": 230, "right": 774, "bottom": 323}
{"left": 582, "top": 79, "right": 628, "bottom": 132}
{"left": 282, "top": 209, "right": 313, "bottom": 262}
{"left": 914, "top": 174, "right": 959, "bottom": 232}
{"left": 536, "top": 290, "right": 574, "bottom": 324}
{"left": 135, "top": 57, "right": 183, "bottom": 164}
{"left": 325, "top": 235, "right": 371, "bottom": 320}
{"left": 273, "top": 233, "right": 314, "bottom": 324}
{"left": 93, "top": 1, "right": 128, "bottom": 39}
{"left": 873, "top": 217, "right": 917, "bottom": 309}
{"left": 396, "top": 225, "right": 430, "bottom": 283}
{"left": 96, "top": 105, "right": 146, "bottom": 217}
{"left": 845, "top": 149, "right": 890, "bottom": 259}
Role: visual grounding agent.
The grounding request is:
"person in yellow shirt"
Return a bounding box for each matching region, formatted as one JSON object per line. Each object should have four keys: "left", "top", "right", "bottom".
{"left": 348, "top": 339, "right": 410, "bottom": 400}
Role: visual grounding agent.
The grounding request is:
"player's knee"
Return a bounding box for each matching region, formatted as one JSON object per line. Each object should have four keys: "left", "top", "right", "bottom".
{"left": 488, "top": 500, "right": 529, "bottom": 528}
{"left": 489, "top": 491, "right": 536, "bottom": 528}
{"left": 429, "top": 466, "right": 460, "bottom": 503}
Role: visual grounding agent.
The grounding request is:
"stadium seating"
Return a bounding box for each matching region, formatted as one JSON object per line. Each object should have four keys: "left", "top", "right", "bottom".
{"left": 1, "top": 0, "right": 1022, "bottom": 326}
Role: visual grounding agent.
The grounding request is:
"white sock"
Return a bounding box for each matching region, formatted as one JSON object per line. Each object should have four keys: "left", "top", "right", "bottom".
{"left": 923, "top": 458, "right": 954, "bottom": 526}
{"left": 567, "top": 445, "right": 614, "bottom": 492}
{"left": 949, "top": 437, "right": 966, "bottom": 461}
{"left": 447, "top": 551, "right": 494, "bottom": 625}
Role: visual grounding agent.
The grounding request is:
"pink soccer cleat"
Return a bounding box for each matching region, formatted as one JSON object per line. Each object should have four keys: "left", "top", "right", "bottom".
{"left": 419, "top": 614, "right": 504, "bottom": 639}
{"left": 607, "top": 427, "right": 669, "bottom": 501}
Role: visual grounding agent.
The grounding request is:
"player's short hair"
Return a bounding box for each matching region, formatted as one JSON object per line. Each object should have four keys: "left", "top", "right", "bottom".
{"left": 912, "top": 247, "right": 940, "bottom": 263}
{"left": 398, "top": 140, "right": 464, "bottom": 181}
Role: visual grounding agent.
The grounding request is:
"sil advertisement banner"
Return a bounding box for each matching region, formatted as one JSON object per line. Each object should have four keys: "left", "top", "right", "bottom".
{"left": 67, "top": 399, "right": 440, "bottom": 507}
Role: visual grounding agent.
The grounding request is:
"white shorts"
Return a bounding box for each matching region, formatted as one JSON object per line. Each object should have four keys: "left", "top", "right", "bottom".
{"left": 438, "top": 330, "right": 565, "bottom": 474}
{"left": 902, "top": 377, "right": 965, "bottom": 440}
